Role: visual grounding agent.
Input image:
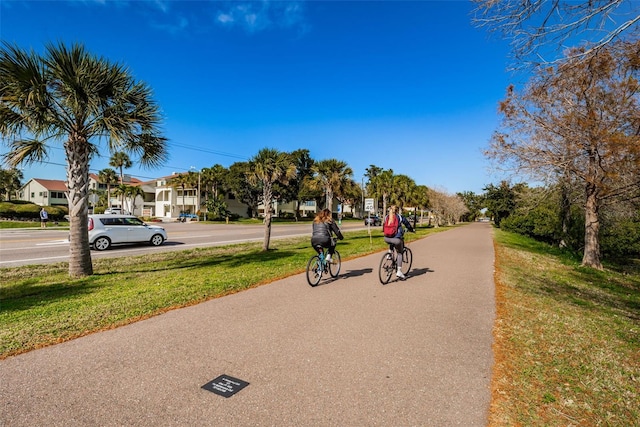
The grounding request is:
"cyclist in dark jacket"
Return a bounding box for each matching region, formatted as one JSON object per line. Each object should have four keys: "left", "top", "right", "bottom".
{"left": 383, "top": 205, "right": 414, "bottom": 279}
{"left": 311, "top": 208, "right": 343, "bottom": 262}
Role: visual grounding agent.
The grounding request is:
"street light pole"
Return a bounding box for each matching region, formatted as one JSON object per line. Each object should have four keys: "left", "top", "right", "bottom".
{"left": 190, "top": 166, "right": 201, "bottom": 219}
{"left": 361, "top": 176, "right": 365, "bottom": 219}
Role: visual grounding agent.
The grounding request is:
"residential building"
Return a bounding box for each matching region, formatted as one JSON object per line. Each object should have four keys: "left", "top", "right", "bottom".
{"left": 17, "top": 173, "right": 338, "bottom": 220}
{"left": 18, "top": 178, "right": 68, "bottom": 206}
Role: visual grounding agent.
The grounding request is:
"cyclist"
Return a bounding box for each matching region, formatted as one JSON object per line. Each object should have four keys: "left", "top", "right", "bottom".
{"left": 383, "top": 205, "right": 414, "bottom": 279}
{"left": 311, "top": 208, "right": 343, "bottom": 263}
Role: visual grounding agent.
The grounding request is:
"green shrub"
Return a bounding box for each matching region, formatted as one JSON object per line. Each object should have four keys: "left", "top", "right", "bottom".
{"left": 278, "top": 212, "right": 295, "bottom": 220}
{"left": 501, "top": 207, "right": 561, "bottom": 245}
{"left": 0, "top": 202, "right": 68, "bottom": 221}
{"left": 601, "top": 218, "right": 640, "bottom": 258}
{"left": 0, "top": 202, "right": 18, "bottom": 217}
{"left": 13, "top": 203, "right": 40, "bottom": 219}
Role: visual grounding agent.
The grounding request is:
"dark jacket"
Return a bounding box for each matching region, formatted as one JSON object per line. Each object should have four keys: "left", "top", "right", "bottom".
{"left": 311, "top": 220, "right": 343, "bottom": 243}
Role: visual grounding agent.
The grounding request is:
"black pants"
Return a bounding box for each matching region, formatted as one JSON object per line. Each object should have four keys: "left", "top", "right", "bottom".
{"left": 311, "top": 237, "right": 336, "bottom": 255}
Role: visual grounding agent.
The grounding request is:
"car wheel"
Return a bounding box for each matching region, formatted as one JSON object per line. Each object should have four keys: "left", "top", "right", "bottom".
{"left": 93, "top": 236, "right": 111, "bottom": 251}
{"left": 150, "top": 234, "right": 164, "bottom": 246}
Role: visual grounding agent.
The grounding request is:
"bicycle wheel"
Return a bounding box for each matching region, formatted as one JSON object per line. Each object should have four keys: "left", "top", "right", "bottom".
{"left": 378, "top": 252, "right": 394, "bottom": 284}
{"left": 401, "top": 247, "right": 413, "bottom": 276}
{"left": 329, "top": 250, "right": 341, "bottom": 278}
{"left": 306, "top": 255, "right": 323, "bottom": 286}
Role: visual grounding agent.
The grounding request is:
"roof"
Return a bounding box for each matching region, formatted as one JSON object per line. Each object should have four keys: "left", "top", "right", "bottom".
{"left": 31, "top": 178, "right": 68, "bottom": 192}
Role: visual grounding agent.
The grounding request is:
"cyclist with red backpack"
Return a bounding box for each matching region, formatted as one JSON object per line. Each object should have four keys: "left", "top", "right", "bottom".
{"left": 383, "top": 205, "right": 415, "bottom": 279}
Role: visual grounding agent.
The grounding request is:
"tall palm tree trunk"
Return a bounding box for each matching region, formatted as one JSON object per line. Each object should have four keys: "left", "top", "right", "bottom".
{"left": 119, "top": 167, "right": 125, "bottom": 211}
{"left": 325, "top": 187, "right": 333, "bottom": 211}
{"left": 66, "top": 136, "right": 93, "bottom": 277}
{"left": 182, "top": 184, "right": 186, "bottom": 215}
{"left": 263, "top": 183, "right": 273, "bottom": 251}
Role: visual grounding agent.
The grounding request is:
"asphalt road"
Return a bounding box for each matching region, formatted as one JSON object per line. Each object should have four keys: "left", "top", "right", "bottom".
{"left": 0, "top": 221, "right": 368, "bottom": 267}
{"left": 0, "top": 222, "right": 495, "bottom": 426}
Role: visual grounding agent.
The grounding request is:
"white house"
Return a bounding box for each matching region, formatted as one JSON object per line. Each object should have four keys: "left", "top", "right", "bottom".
{"left": 18, "top": 178, "right": 68, "bottom": 206}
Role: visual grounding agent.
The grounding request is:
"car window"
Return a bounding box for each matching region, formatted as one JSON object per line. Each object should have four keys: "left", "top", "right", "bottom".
{"left": 100, "top": 217, "right": 125, "bottom": 226}
{"left": 124, "top": 217, "right": 144, "bottom": 226}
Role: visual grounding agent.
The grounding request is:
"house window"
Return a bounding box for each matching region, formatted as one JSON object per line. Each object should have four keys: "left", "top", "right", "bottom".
{"left": 157, "top": 190, "right": 169, "bottom": 202}
{"left": 31, "top": 192, "right": 35, "bottom": 198}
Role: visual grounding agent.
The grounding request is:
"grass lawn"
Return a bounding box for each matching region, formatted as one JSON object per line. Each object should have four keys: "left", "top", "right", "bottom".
{"left": 0, "top": 220, "right": 69, "bottom": 229}
{"left": 490, "top": 229, "right": 639, "bottom": 426}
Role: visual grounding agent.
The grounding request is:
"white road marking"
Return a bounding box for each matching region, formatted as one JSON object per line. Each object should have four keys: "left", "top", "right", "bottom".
{"left": 36, "top": 240, "right": 70, "bottom": 246}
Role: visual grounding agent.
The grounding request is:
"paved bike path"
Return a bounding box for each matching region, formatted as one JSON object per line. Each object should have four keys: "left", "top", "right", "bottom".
{"left": 1, "top": 222, "right": 495, "bottom": 426}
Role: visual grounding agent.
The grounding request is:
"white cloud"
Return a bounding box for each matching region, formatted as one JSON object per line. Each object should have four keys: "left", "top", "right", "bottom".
{"left": 216, "top": 12, "right": 234, "bottom": 24}
{"left": 214, "top": 1, "right": 307, "bottom": 34}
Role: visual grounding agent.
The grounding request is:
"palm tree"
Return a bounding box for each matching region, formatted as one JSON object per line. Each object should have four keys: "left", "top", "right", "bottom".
{"left": 112, "top": 184, "right": 128, "bottom": 212}
{"left": 0, "top": 42, "right": 168, "bottom": 277}
{"left": 247, "top": 148, "right": 296, "bottom": 251}
{"left": 201, "top": 164, "right": 227, "bottom": 201}
{"left": 336, "top": 178, "right": 362, "bottom": 218}
{"left": 373, "top": 169, "right": 395, "bottom": 216}
{"left": 110, "top": 151, "right": 132, "bottom": 211}
{"left": 98, "top": 168, "right": 118, "bottom": 208}
{"left": 311, "top": 159, "right": 354, "bottom": 212}
{"left": 389, "top": 174, "right": 415, "bottom": 209}
{"left": 365, "top": 164, "right": 383, "bottom": 211}
{"left": 168, "top": 172, "right": 197, "bottom": 217}
{"left": 411, "top": 185, "right": 430, "bottom": 225}
{"left": 125, "top": 184, "right": 145, "bottom": 215}
{"left": 226, "top": 162, "right": 261, "bottom": 218}
{"left": 289, "top": 149, "right": 315, "bottom": 220}
{"left": 0, "top": 167, "right": 23, "bottom": 201}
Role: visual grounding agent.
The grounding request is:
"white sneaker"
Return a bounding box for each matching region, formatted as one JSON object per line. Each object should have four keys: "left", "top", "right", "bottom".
{"left": 396, "top": 270, "right": 406, "bottom": 279}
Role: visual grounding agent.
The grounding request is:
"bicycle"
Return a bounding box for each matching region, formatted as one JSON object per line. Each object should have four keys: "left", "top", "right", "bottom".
{"left": 306, "top": 245, "right": 341, "bottom": 286}
{"left": 378, "top": 243, "right": 413, "bottom": 284}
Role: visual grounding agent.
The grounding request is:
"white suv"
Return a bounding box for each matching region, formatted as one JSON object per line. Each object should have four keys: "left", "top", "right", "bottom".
{"left": 88, "top": 214, "right": 168, "bottom": 251}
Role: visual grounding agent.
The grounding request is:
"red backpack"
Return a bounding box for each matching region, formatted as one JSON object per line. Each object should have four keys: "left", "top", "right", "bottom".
{"left": 383, "top": 214, "right": 399, "bottom": 237}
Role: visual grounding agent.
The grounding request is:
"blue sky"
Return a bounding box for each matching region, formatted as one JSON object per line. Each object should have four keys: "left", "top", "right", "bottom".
{"left": 1, "top": 0, "right": 516, "bottom": 195}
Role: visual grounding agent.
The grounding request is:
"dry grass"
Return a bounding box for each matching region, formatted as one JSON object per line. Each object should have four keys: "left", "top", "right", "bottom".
{"left": 489, "top": 230, "right": 639, "bottom": 426}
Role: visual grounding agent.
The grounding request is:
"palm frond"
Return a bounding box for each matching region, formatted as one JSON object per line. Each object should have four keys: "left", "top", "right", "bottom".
{"left": 2, "top": 138, "right": 49, "bottom": 167}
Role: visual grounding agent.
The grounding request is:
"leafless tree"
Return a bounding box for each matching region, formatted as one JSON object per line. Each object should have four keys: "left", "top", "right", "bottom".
{"left": 472, "top": 0, "right": 640, "bottom": 69}
{"left": 427, "top": 187, "right": 468, "bottom": 226}
{"left": 486, "top": 41, "right": 640, "bottom": 269}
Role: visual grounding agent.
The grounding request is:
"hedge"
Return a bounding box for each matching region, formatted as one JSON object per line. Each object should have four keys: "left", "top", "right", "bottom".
{"left": 0, "top": 202, "right": 68, "bottom": 221}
